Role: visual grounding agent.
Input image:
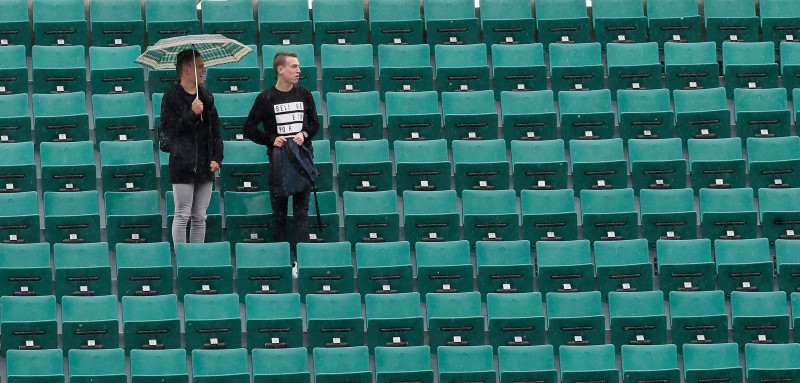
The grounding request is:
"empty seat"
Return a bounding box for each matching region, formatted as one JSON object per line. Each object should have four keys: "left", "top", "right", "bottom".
{"left": 245, "top": 293, "right": 303, "bottom": 350}
{"left": 521, "top": 189, "right": 579, "bottom": 244}
{"left": 343, "top": 190, "right": 400, "bottom": 244}
{"left": 423, "top": 0, "right": 480, "bottom": 47}
{"left": 32, "top": 45, "right": 86, "bottom": 94}
{"left": 0, "top": 243, "right": 52, "bottom": 296}
{"left": 69, "top": 348, "right": 127, "bottom": 383}
{"left": 481, "top": 0, "right": 536, "bottom": 47}
{"left": 201, "top": 0, "right": 255, "bottom": 44}
{"left": 32, "top": 0, "right": 87, "bottom": 47}
{"left": 99, "top": 140, "right": 157, "bottom": 192}
{"left": 104, "top": 191, "right": 162, "bottom": 248}
{"left": 415, "top": 241, "right": 474, "bottom": 299}
{"left": 512, "top": 139, "right": 568, "bottom": 193}
{"left": 735, "top": 88, "right": 791, "bottom": 140}
{"left": 257, "top": 0, "right": 312, "bottom": 46}
{"left": 219, "top": 140, "right": 269, "bottom": 194}
{"left": 356, "top": 241, "right": 413, "bottom": 298}
{"left": 205, "top": 44, "right": 260, "bottom": 94}
{"left": 664, "top": 42, "right": 720, "bottom": 93}
{"left": 262, "top": 44, "right": 316, "bottom": 91}
{"left": 321, "top": 44, "right": 375, "bottom": 99}
{"left": 0, "top": 0, "right": 31, "bottom": 52}
{"left": 32, "top": 92, "right": 89, "bottom": 144}
{"left": 498, "top": 345, "right": 558, "bottom": 383}
{"left": 487, "top": 292, "right": 546, "bottom": 348}
{"left": 674, "top": 87, "right": 731, "bottom": 142}
{"left": 92, "top": 92, "right": 150, "bottom": 144}
{"left": 311, "top": 140, "right": 334, "bottom": 192}
{"left": 617, "top": 89, "right": 675, "bottom": 142}
{"left": 546, "top": 291, "right": 606, "bottom": 350}
{"left": 629, "top": 138, "right": 687, "bottom": 193}
{"left": 61, "top": 295, "right": 119, "bottom": 351}
{"left": 491, "top": 44, "right": 547, "bottom": 99}
{"left": 549, "top": 43, "right": 605, "bottom": 94}
{"left": 594, "top": 239, "right": 654, "bottom": 299}
{"left": 732, "top": 291, "right": 790, "bottom": 347}
{"left": 43, "top": 191, "right": 101, "bottom": 245}
{"left": 89, "top": 0, "right": 145, "bottom": 47}
{"left": 89, "top": 46, "right": 145, "bottom": 95}
{"left": 303, "top": 190, "right": 340, "bottom": 243}
{"left": 580, "top": 188, "right": 638, "bottom": 243}
{"left": 438, "top": 345, "right": 496, "bottom": 383}
{"left": 656, "top": 238, "right": 714, "bottom": 294}
{"left": 53, "top": 242, "right": 112, "bottom": 302}
{"left": 442, "top": 91, "right": 498, "bottom": 143}
{"left": 646, "top": 0, "right": 702, "bottom": 45}
{"left": 592, "top": 0, "right": 648, "bottom": 46}
{"left": 621, "top": 344, "right": 680, "bottom": 383}
{"left": 534, "top": 0, "right": 591, "bottom": 48}
{"left": 0, "top": 46, "right": 28, "bottom": 95}
{"left": 378, "top": 45, "right": 433, "bottom": 99}
{"left": 606, "top": 43, "right": 662, "bottom": 97}
{"left": 778, "top": 241, "right": 800, "bottom": 295}
{"left": 327, "top": 91, "right": 383, "bottom": 142}
{"left": 0, "top": 192, "right": 39, "bottom": 246}
{"left": 435, "top": 44, "right": 490, "bottom": 93}
{"left": 192, "top": 348, "right": 249, "bottom": 383}
{"left": 782, "top": 43, "right": 800, "bottom": 96}
{"left": 366, "top": 292, "right": 425, "bottom": 350}
{"left": 558, "top": 89, "right": 615, "bottom": 142}
{"left": 313, "top": 346, "right": 372, "bottom": 383}
{"left": 759, "top": 0, "right": 800, "bottom": 45}
{"left": 223, "top": 191, "right": 272, "bottom": 244}
{"left": 0, "top": 295, "right": 58, "bottom": 354}
{"left": 669, "top": 290, "right": 729, "bottom": 350}
{"left": 759, "top": 186, "right": 800, "bottom": 242}
{"left": 216, "top": 92, "right": 259, "bottom": 141}
{"left": 747, "top": 136, "right": 800, "bottom": 190}
{"left": 0, "top": 93, "right": 31, "bottom": 143}
{"left": 375, "top": 346, "right": 433, "bottom": 383}
{"left": 687, "top": 137, "right": 746, "bottom": 193}
{"left": 640, "top": 188, "right": 697, "bottom": 244}
{"left": 704, "top": 0, "right": 759, "bottom": 45}
{"left": 0, "top": 141, "right": 35, "bottom": 193}
{"left": 394, "top": 140, "right": 451, "bottom": 195}
{"left": 122, "top": 294, "right": 181, "bottom": 353}
{"left": 427, "top": 292, "right": 485, "bottom": 349}
{"left": 699, "top": 187, "right": 758, "bottom": 241}
{"left": 312, "top": 0, "right": 368, "bottom": 52}
{"left": 6, "top": 349, "right": 64, "bottom": 382}
{"left": 252, "top": 347, "right": 310, "bottom": 383}
{"left": 235, "top": 242, "right": 291, "bottom": 298}
{"left": 116, "top": 242, "right": 173, "bottom": 299}
{"left": 683, "top": 343, "right": 743, "bottom": 383}
{"left": 144, "top": 0, "right": 199, "bottom": 44}
{"left": 476, "top": 240, "right": 534, "bottom": 298}
{"left": 462, "top": 190, "right": 519, "bottom": 246}
{"left": 184, "top": 293, "right": 242, "bottom": 351}
{"left": 536, "top": 240, "right": 593, "bottom": 295}
{"left": 560, "top": 345, "right": 618, "bottom": 383}
{"left": 793, "top": 293, "right": 800, "bottom": 341}
{"left": 148, "top": 68, "right": 179, "bottom": 95}
{"left": 722, "top": 42, "right": 779, "bottom": 98}
{"left": 746, "top": 343, "right": 800, "bottom": 383}
{"left": 385, "top": 91, "right": 441, "bottom": 145}
{"left": 715, "top": 238, "right": 773, "bottom": 295}
{"left": 165, "top": 191, "right": 223, "bottom": 244}
{"left": 609, "top": 291, "right": 668, "bottom": 350}
{"left": 175, "top": 242, "right": 234, "bottom": 300}
{"left": 40, "top": 141, "right": 96, "bottom": 192}
{"left": 369, "top": 0, "right": 424, "bottom": 49}
{"left": 453, "top": 139, "right": 509, "bottom": 195}
{"left": 296, "top": 242, "right": 355, "bottom": 299}
{"left": 130, "top": 348, "right": 188, "bottom": 382}
{"left": 306, "top": 293, "right": 365, "bottom": 349}
{"left": 501, "top": 90, "right": 557, "bottom": 143}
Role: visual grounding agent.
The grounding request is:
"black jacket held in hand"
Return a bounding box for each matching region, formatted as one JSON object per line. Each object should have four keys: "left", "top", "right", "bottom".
{"left": 242, "top": 85, "right": 320, "bottom": 155}
{"left": 160, "top": 83, "right": 224, "bottom": 184}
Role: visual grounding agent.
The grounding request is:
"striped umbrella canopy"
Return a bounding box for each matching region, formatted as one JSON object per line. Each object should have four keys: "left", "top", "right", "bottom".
{"left": 134, "top": 34, "right": 253, "bottom": 70}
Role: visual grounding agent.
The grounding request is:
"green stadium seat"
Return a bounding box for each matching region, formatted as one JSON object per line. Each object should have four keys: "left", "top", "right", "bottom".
{"left": 646, "top": 0, "right": 702, "bottom": 46}
{"left": 327, "top": 91, "right": 383, "bottom": 142}
{"left": 343, "top": 190, "right": 400, "bottom": 244}
{"left": 688, "top": 137, "right": 746, "bottom": 193}
{"left": 580, "top": 188, "right": 638, "bottom": 243}
{"left": 43, "top": 191, "right": 101, "bottom": 245}
{"left": 123, "top": 294, "right": 181, "bottom": 353}
{"left": 435, "top": 44, "right": 490, "bottom": 93}
{"left": 704, "top": 0, "right": 759, "bottom": 45}
{"left": 745, "top": 343, "right": 800, "bottom": 383}
{"left": 664, "top": 42, "right": 720, "bottom": 93}
{"left": 144, "top": 0, "right": 199, "bottom": 44}
{"left": 32, "top": 0, "right": 87, "bottom": 47}
{"left": 216, "top": 92, "right": 259, "bottom": 141}
{"left": 501, "top": 90, "right": 557, "bottom": 143}
{"left": 512, "top": 139, "right": 568, "bottom": 193}
{"left": 734, "top": 88, "right": 791, "bottom": 140}
{"left": 336, "top": 139, "right": 392, "bottom": 193}
{"left": 312, "top": 0, "right": 368, "bottom": 52}
{"left": 375, "top": 346, "right": 433, "bottom": 383}
{"left": 656, "top": 238, "right": 714, "bottom": 293}
{"left": 442, "top": 90, "right": 498, "bottom": 143}
{"left": 245, "top": 293, "right": 303, "bottom": 350}
{"left": 722, "top": 42, "right": 779, "bottom": 98}
{"left": 257, "top": 0, "right": 312, "bottom": 46}
{"left": 32, "top": 45, "right": 86, "bottom": 94}
{"left": 130, "top": 348, "right": 187, "bottom": 383}
{"left": 546, "top": 291, "right": 605, "bottom": 350}
{"left": 498, "top": 345, "right": 557, "bottom": 383}
{"left": 0, "top": 243, "right": 51, "bottom": 296}
{"left": 321, "top": 44, "right": 375, "bottom": 100}
{"left": 535, "top": 240, "right": 593, "bottom": 295}
{"left": 423, "top": 0, "right": 480, "bottom": 47}
{"left": 620, "top": 344, "right": 680, "bottom": 383}
{"left": 594, "top": 239, "right": 654, "bottom": 299}
{"left": 369, "top": 0, "right": 424, "bottom": 50}
{"left": 394, "top": 139, "right": 450, "bottom": 194}
{"left": 715, "top": 238, "right": 773, "bottom": 295}
{"left": 89, "top": 0, "right": 145, "bottom": 48}
{"left": 0, "top": 93, "right": 31, "bottom": 143}
{"left": 793, "top": 293, "right": 800, "bottom": 341}
{"left": 313, "top": 346, "right": 372, "bottom": 383}
{"left": 592, "top": 0, "right": 648, "bottom": 46}
{"left": 99, "top": 140, "right": 157, "bottom": 192}
{"left": 301, "top": 190, "right": 340, "bottom": 243}
{"left": 521, "top": 189, "right": 578, "bottom": 244}
{"left": 219, "top": 140, "right": 269, "bottom": 194}
{"left": 0, "top": 295, "right": 58, "bottom": 354}
{"left": 560, "top": 344, "right": 618, "bottom": 382}
{"left": 403, "top": 190, "right": 460, "bottom": 246}
{"left": 385, "top": 92, "right": 441, "bottom": 146}
{"left": 223, "top": 191, "right": 272, "bottom": 244}
{"left": 378, "top": 45, "right": 433, "bottom": 100}
{"left": 148, "top": 68, "right": 179, "bottom": 95}
{"left": 462, "top": 190, "right": 519, "bottom": 246}
{"left": 732, "top": 291, "right": 790, "bottom": 347}
{"left": 262, "top": 44, "right": 316, "bottom": 91}
{"left": 453, "top": 139, "right": 509, "bottom": 195}
{"left": 184, "top": 293, "right": 242, "bottom": 351}
{"left": 777, "top": 240, "right": 800, "bottom": 293}
{"left": 674, "top": 87, "right": 731, "bottom": 142}
{"left": 759, "top": 0, "right": 800, "bottom": 45}
{"left": 491, "top": 44, "right": 547, "bottom": 99}
{"left": 356, "top": 241, "right": 413, "bottom": 298}
{"left": 116, "top": 242, "right": 173, "bottom": 299}
{"left": 201, "top": 0, "right": 255, "bottom": 44}
{"left": 191, "top": 348, "right": 249, "bottom": 383}
{"left": 438, "top": 345, "right": 495, "bottom": 383}
{"left": 606, "top": 43, "right": 662, "bottom": 98}
{"left": 205, "top": 44, "right": 260, "bottom": 94}
{"left": 629, "top": 138, "right": 686, "bottom": 194}
{"left": 609, "top": 291, "right": 668, "bottom": 350}
{"left": 89, "top": 46, "right": 145, "bottom": 95}
{"left": 0, "top": 141, "right": 35, "bottom": 193}
{"left": 235, "top": 242, "right": 292, "bottom": 299}
{"left": 165, "top": 191, "right": 223, "bottom": 244}
{"left": 487, "top": 292, "right": 545, "bottom": 348}
{"left": 699, "top": 188, "right": 758, "bottom": 241}
{"left": 549, "top": 43, "right": 605, "bottom": 93}
{"left": 104, "top": 191, "right": 162, "bottom": 248}
{"left": 53, "top": 242, "right": 111, "bottom": 302}
{"left": 365, "top": 292, "right": 425, "bottom": 351}
{"left": 617, "top": 89, "right": 675, "bottom": 142}
{"left": 0, "top": 0, "right": 31, "bottom": 52}
{"left": 683, "top": 343, "right": 744, "bottom": 383}
{"left": 669, "top": 290, "right": 728, "bottom": 350}
{"left": 296, "top": 241, "right": 355, "bottom": 300}
{"left": 0, "top": 46, "right": 28, "bottom": 95}
{"left": 252, "top": 347, "right": 310, "bottom": 383}
{"left": 6, "top": 349, "right": 64, "bottom": 383}
{"left": 92, "top": 92, "right": 150, "bottom": 144}
{"left": 640, "top": 188, "right": 697, "bottom": 244}
{"left": 534, "top": 0, "right": 591, "bottom": 48}
{"left": 782, "top": 43, "right": 800, "bottom": 97}
{"left": 68, "top": 348, "right": 127, "bottom": 383}
{"left": 61, "top": 295, "right": 119, "bottom": 351}
{"left": 427, "top": 292, "right": 485, "bottom": 349}
{"left": 175, "top": 242, "right": 234, "bottom": 301}
{"left": 310, "top": 139, "right": 333, "bottom": 191}
{"left": 0, "top": 193, "right": 38, "bottom": 248}
{"left": 747, "top": 136, "right": 800, "bottom": 190}
{"left": 306, "top": 293, "right": 365, "bottom": 349}
{"left": 559, "top": 90, "right": 616, "bottom": 144}
{"left": 476, "top": 240, "right": 534, "bottom": 298}
{"left": 481, "top": 0, "right": 536, "bottom": 47}
{"left": 32, "top": 92, "right": 90, "bottom": 144}
{"left": 415, "top": 241, "right": 474, "bottom": 299}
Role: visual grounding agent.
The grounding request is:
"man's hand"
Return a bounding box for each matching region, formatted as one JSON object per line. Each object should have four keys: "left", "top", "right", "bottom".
{"left": 273, "top": 136, "right": 287, "bottom": 147}
{"left": 293, "top": 131, "right": 305, "bottom": 145}
{"left": 209, "top": 161, "right": 220, "bottom": 172}
{"left": 191, "top": 98, "right": 204, "bottom": 115}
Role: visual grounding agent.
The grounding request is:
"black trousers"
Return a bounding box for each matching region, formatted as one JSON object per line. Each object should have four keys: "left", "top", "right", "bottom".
{"left": 270, "top": 188, "right": 311, "bottom": 244}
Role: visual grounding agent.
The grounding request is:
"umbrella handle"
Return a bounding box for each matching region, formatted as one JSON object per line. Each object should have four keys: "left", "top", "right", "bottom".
{"left": 193, "top": 48, "right": 203, "bottom": 122}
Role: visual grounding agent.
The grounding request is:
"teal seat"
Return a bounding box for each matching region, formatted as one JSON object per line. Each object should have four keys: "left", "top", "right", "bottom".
{"left": 487, "top": 292, "right": 546, "bottom": 348}
{"left": 0, "top": 46, "right": 28, "bottom": 95}
{"left": 313, "top": 346, "right": 372, "bottom": 383}
{"left": 99, "top": 140, "right": 157, "bottom": 192}
{"left": 148, "top": 68, "right": 179, "bottom": 95}
{"left": 89, "top": 0, "right": 145, "bottom": 47}
{"left": 257, "top": 0, "right": 312, "bottom": 46}
{"left": 427, "top": 292, "right": 485, "bottom": 349}
{"left": 629, "top": 138, "right": 687, "bottom": 194}
{"left": 312, "top": 0, "right": 368, "bottom": 52}
{"left": 592, "top": 0, "right": 648, "bottom": 46}
{"left": 365, "top": 292, "right": 425, "bottom": 351}
{"left": 92, "top": 92, "right": 150, "bottom": 144}
{"left": 580, "top": 188, "right": 638, "bottom": 243}
{"left": 763, "top": 0, "right": 800, "bottom": 44}
{"left": 498, "top": 345, "right": 557, "bottom": 383}
{"left": 32, "top": 0, "right": 87, "bottom": 47}
{"left": 165, "top": 191, "right": 223, "bottom": 244}
{"left": 223, "top": 191, "right": 273, "bottom": 244}
{"left": 722, "top": 42, "right": 779, "bottom": 98}
{"left": 130, "top": 349, "right": 187, "bottom": 383}
{"left": 205, "top": 44, "right": 260, "bottom": 94}
{"left": 558, "top": 89, "right": 615, "bottom": 142}
{"left": 704, "top": 0, "right": 759, "bottom": 45}
{"left": 0, "top": 243, "right": 51, "bottom": 296}
{"left": 175, "top": 242, "right": 234, "bottom": 301}
{"left": 0, "top": 0, "right": 31, "bottom": 52}
{"left": 369, "top": 0, "right": 424, "bottom": 50}
{"left": 32, "top": 45, "right": 86, "bottom": 94}
{"left": 534, "top": 0, "right": 591, "bottom": 48}
{"left": 480, "top": 0, "right": 536, "bottom": 47}
{"left": 438, "top": 345, "right": 495, "bottom": 383}
{"left": 569, "top": 143, "right": 625, "bottom": 197}
{"left": 53, "top": 242, "right": 112, "bottom": 302}
{"left": 385, "top": 91, "right": 441, "bottom": 145}
{"left": 184, "top": 293, "right": 242, "bottom": 352}
{"left": 646, "top": 0, "right": 702, "bottom": 46}
{"left": 462, "top": 190, "right": 519, "bottom": 246}
{"left": 549, "top": 43, "right": 605, "bottom": 94}
{"left": 521, "top": 189, "right": 579, "bottom": 243}
{"left": 688, "top": 137, "right": 746, "bottom": 193}
{"left": 442, "top": 91, "right": 499, "bottom": 144}
{"left": 782, "top": 43, "right": 800, "bottom": 97}
{"left": 192, "top": 348, "right": 249, "bottom": 383}
{"left": 218, "top": 140, "right": 269, "bottom": 194}
{"left": 683, "top": 343, "right": 743, "bottom": 383}
{"left": 476, "top": 240, "right": 534, "bottom": 299}
{"left": 453, "top": 139, "right": 509, "bottom": 195}
{"left": 669, "top": 290, "right": 728, "bottom": 350}
{"left": 621, "top": 344, "right": 680, "bottom": 383}
{"left": 216, "top": 92, "right": 259, "bottom": 141}
{"left": 715, "top": 238, "right": 773, "bottom": 295}
{"left": 89, "top": 46, "right": 145, "bottom": 95}
{"left": 415, "top": 241, "right": 474, "bottom": 300}
{"left": 123, "top": 295, "right": 182, "bottom": 353}
{"left": 512, "top": 139, "right": 568, "bottom": 193}
{"left": 501, "top": 90, "right": 557, "bottom": 143}
{"left": 535, "top": 240, "right": 593, "bottom": 296}
{"left": 777, "top": 241, "right": 800, "bottom": 294}
{"left": 375, "top": 346, "right": 433, "bottom": 383}
{"left": 664, "top": 42, "right": 720, "bottom": 93}
{"left": 298, "top": 190, "right": 339, "bottom": 243}
{"left": 144, "top": 0, "right": 199, "bottom": 44}
{"left": 640, "top": 188, "right": 697, "bottom": 244}
{"left": 699, "top": 188, "right": 758, "bottom": 241}
{"left": 734, "top": 89, "right": 791, "bottom": 140}
{"left": 61, "top": 295, "right": 119, "bottom": 351}
{"left": 0, "top": 295, "right": 58, "bottom": 355}
{"left": 0, "top": 93, "right": 31, "bottom": 143}
{"left": 674, "top": 87, "right": 731, "bottom": 142}
{"left": 606, "top": 43, "right": 662, "bottom": 98}
{"left": 201, "top": 0, "right": 255, "bottom": 44}
{"left": 758, "top": 186, "right": 800, "bottom": 244}
{"left": 423, "top": 0, "right": 480, "bottom": 47}
{"left": 394, "top": 140, "right": 451, "bottom": 195}
{"left": 252, "top": 347, "right": 310, "bottom": 383}
{"left": 235, "top": 242, "right": 292, "bottom": 299}
{"left": 378, "top": 45, "right": 434, "bottom": 99}
{"left": 793, "top": 293, "right": 800, "bottom": 341}
{"left": 262, "top": 44, "right": 316, "bottom": 91}
{"left": 435, "top": 44, "right": 490, "bottom": 93}
{"left": 617, "top": 89, "right": 675, "bottom": 142}
{"left": 745, "top": 344, "right": 800, "bottom": 383}
{"left": 68, "top": 348, "right": 127, "bottom": 383}
{"left": 609, "top": 291, "right": 668, "bottom": 350}
{"left": 732, "top": 291, "right": 790, "bottom": 348}
{"left": 296, "top": 242, "right": 355, "bottom": 300}
{"left": 306, "top": 293, "right": 365, "bottom": 349}
{"left": 491, "top": 44, "right": 547, "bottom": 99}
{"left": 747, "top": 136, "right": 800, "bottom": 191}
{"left": 546, "top": 291, "right": 605, "bottom": 350}
{"left": 594, "top": 239, "right": 654, "bottom": 299}
{"left": 32, "top": 92, "right": 90, "bottom": 144}
{"left": 116, "top": 242, "right": 173, "bottom": 300}
{"left": 320, "top": 44, "right": 375, "bottom": 100}
{"left": 6, "top": 349, "right": 64, "bottom": 383}
{"left": 311, "top": 140, "right": 333, "bottom": 192}
{"left": 245, "top": 294, "right": 303, "bottom": 350}
{"left": 343, "top": 191, "right": 400, "bottom": 244}
{"left": 356, "top": 241, "right": 414, "bottom": 299}
{"left": 43, "top": 191, "right": 101, "bottom": 245}
{"left": 104, "top": 191, "right": 162, "bottom": 249}
{"left": 0, "top": 141, "right": 35, "bottom": 193}
{"left": 656, "top": 239, "right": 714, "bottom": 294}
{"left": 560, "top": 345, "right": 619, "bottom": 383}
{"left": 0, "top": 191, "right": 39, "bottom": 245}
{"left": 327, "top": 91, "right": 383, "bottom": 142}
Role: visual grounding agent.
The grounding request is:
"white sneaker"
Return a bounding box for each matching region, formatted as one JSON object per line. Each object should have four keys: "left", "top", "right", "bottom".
{"left": 292, "top": 262, "right": 298, "bottom": 279}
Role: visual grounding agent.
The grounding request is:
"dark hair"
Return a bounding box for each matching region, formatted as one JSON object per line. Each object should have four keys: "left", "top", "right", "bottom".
{"left": 176, "top": 49, "right": 202, "bottom": 74}
{"left": 272, "top": 51, "right": 298, "bottom": 75}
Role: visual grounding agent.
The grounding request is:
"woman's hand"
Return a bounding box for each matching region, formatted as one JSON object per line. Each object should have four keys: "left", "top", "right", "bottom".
{"left": 210, "top": 161, "right": 220, "bottom": 172}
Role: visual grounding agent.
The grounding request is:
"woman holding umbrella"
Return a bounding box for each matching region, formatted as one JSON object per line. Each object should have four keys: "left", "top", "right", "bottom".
{"left": 159, "top": 48, "right": 224, "bottom": 243}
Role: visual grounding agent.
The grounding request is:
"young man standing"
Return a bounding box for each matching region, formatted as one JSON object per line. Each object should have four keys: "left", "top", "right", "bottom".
{"left": 243, "top": 52, "right": 320, "bottom": 246}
